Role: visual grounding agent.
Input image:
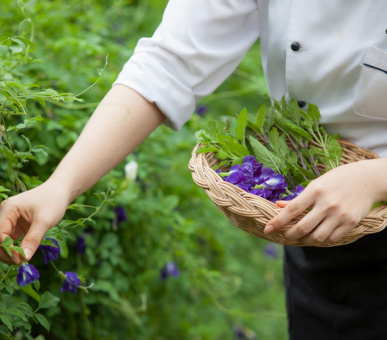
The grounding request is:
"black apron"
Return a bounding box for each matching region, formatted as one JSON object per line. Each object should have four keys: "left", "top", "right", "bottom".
{"left": 284, "top": 228, "right": 387, "bottom": 340}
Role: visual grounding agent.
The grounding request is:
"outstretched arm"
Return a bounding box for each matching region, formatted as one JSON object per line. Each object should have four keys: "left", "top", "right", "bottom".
{"left": 0, "top": 85, "right": 165, "bottom": 264}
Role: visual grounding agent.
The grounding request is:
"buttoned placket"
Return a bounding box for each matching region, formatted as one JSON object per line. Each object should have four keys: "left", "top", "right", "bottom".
{"left": 285, "top": 1, "right": 307, "bottom": 109}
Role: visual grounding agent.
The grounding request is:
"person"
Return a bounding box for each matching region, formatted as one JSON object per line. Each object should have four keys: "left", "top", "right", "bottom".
{"left": 1, "top": 0, "right": 387, "bottom": 339}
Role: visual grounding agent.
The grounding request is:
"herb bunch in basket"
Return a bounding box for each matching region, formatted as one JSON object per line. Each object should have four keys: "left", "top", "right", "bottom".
{"left": 196, "top": 98, "right": 343, "bottom": 201}
{"left": 190, "top": 98, "right": 387, "bottom": 247}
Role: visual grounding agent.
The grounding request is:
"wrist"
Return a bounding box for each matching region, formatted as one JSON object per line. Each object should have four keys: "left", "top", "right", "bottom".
{"left": 363, "top": 158, "right": 387, "bottom": 203}
{"left": 43, "top": 176, "right": 80, "bottom": 206}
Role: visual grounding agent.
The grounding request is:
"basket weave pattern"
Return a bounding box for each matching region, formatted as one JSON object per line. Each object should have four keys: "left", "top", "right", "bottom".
{"left": 189, "top": 139, "right": 387, "bottom": 247}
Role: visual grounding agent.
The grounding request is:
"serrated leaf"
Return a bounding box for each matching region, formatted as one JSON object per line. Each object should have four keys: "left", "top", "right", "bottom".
{"left": 269, "top": 127, "right": 280, "bottom": 153}
{"left": 256, "top": 105, "right": 266, "bottom": 130}
{"left": 327, "top": 137, "right": 343, "bottom": 167}
{"left": 275, "top": 114, "right": 313, "bottom": 140}
{"left": 195, "top": 129, "right": 217, "bottom": 144}
{"left": 222, "top": 140, "right": 250, "bottom": 159}
{"left": 248, "top": 136, "right": 286, "bottom": 174}
{"left": 306, "top": 103, "right": 321, "bottom": 121}
{"left": 39, "top": 291, "right": 60, "bottom": 309}
{"left": 34, "top": 313, "right": 50, "bottom": 332}
{"left": 235, "top": 108, "right": 248, "bottom": 144}
{"left": 287, "top": 99, "right": 303, "bottom": 124}
{"left": 227, "top": 117, "right": 237, "bottom": 139}
{"left": 264, "top": 106, "right": 275, "bottom": 133}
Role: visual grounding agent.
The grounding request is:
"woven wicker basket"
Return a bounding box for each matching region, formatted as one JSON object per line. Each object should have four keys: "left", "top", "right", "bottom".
{"left": 189, "top": 139, "right": 387, "bottom": 247}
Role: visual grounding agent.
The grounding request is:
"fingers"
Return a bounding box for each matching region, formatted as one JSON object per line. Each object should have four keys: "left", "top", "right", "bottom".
{"left": 20, "top": 218, "right": 50, "bottom": 261}
{"left": 0, "top": 240, "right": 20, "bottom": 265}
{"left": 0, "top": 200, "right": 21, "bottom": 264}
{"left": 265, "top": 194, "right": 314, "bottom": 234}
{"left": 282, "top": 210, "right": 325, "bottom": 241}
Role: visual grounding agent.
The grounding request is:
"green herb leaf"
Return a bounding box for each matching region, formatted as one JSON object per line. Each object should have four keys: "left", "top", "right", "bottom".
{"left": 248, "top": 136, "right": 286, "bottom": 174}
{"left": 35, "top": 313, "right": 50, "bottom": 332}
{"left": 39, "top": 291, "right": 60, "bottom": 309}
{"left": 235, "top": 108, "right": 248, "bottom": 144}
{"left": 0, "top": 315, "right": 12, "bottom": 331}
{"left": 4, "top": 308, "right": 28, "bottom": 322}
{"left": 196, "top": 146, "right": 219, "bottom": 154}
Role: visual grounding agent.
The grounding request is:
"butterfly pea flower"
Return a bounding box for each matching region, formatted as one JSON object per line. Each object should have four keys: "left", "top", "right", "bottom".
{"left": 262, "top": 174, "right": 287, "bottom": 191}
{"left": 218, "top": 156, "right": 293, "bottom": 203}
{"left": 112, "top": 206, "right": 127, "bottom": 228}
{"left": 76, "top": 227, "right": 93, "bottom": 255}
{"left": 160, "top": 261, "right": 180, "bottom": 280}
{"left": 222, "top": 163, "right": 255, "bottom": 187}
{"left": 38, "top": 238, "right": 60, "bottom": 264}
{"left": 196, "top": 105, "right": 207, "bottom": 116}
{"left": 264, "top": 244, "right": 279, "bottom": 258}
{"left": 221, "top": 164, "right": 246, "bottom": 186}
{"left": 61, "top": 271, "right": 81, "bottom": 294}
{"left": 282, "top": 185, "right": 305, "bottom": 201}
{"left": 17, "top": 263, "right": 40, "bottom": 287}
{"left": 233, "top": 326, "right": 258, "bottom": 340}
{"left": 249, "top": 187, "right": 272, "bottom": 199}
{"left": 76, "top": 234, "right": 87, "bottom": 255}
{"left": 243, "top": 155, "right": 263, "bottom": 177}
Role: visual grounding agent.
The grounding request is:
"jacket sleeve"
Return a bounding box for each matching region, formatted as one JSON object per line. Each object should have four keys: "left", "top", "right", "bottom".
{"left": 114, "top": 0, "right": 259, "bottom": 130}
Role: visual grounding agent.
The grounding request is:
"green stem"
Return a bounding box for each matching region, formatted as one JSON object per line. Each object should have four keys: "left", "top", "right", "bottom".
{"left": 0, "top": 265, "right": 14, "bottom": 285}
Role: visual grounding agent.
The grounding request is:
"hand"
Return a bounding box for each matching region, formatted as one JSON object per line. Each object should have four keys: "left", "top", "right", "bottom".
{"left": 0, "top": 181, "right": 70, "bottom": 264}
{"left": 264, "top": 159, "right": 387, "bottom": 246}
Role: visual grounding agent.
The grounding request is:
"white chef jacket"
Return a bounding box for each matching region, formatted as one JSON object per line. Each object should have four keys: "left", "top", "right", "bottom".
{"left": 114, "top": 0, "right": 387, "bottom": 157}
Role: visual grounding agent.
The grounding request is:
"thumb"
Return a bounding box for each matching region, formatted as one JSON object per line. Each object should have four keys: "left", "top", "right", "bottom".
{"left": 20, "top": 220, "right": 49, "bottom": 261}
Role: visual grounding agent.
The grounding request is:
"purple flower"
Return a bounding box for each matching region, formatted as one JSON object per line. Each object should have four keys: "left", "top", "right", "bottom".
{"left": 249, "top": 187, "right": 272, "bottom": 199}
{"left": 161, "top": 261, "right": 180, "bottom": 280}
{"left": 112, "top": 206, "right": 127, "bottom": 227}
{"left": 196, "top": 105, "right": 207, "bottom": 116}
{"left": 262, "top": 174, "right": 287, "bottom": 191}
{"left": 61, "top": 271, "right": 81, "bottom": 294}
{"left": 17, "top": 263, "right": 40, "bottom": 287}
{"left": 234, "top": 328, "right": 246, "bottom": 339}
{"left": 38, "top": 238, "right": 60, "bottom": 264}
{"left": 233, "top": 326, "right": 257, "bottom": 340}
{"left": 261, "top": 167, "right": 276, "bottom": 178}
{"left": 223, "top": 165, "right": 245, "bottom": 185}
{"left": 223, "top": 163, "right": 255, "bottom": 188}
{"left": 76, "top": 227, "right": 93, "bottom": 255}
{"left": 242, "top": 156, "right": 263, "bottom": 177}
{"left": 282, "top": 185, "right": 305, "bottom": 201}
{"left": 76, "top": 235, "right": 86, "bottom": 255}
{"left": 264, "top": 244, "right": 279, "bottom": 258}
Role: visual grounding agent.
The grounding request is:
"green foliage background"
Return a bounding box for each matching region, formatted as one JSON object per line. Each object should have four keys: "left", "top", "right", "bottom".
{"left": 0, "top": 0, "right": 287, "bottom": 339}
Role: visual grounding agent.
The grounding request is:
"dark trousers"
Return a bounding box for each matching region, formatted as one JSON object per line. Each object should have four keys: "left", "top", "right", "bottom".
{"left": 284, "top": 229, "right": 387, "bottom": 340}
